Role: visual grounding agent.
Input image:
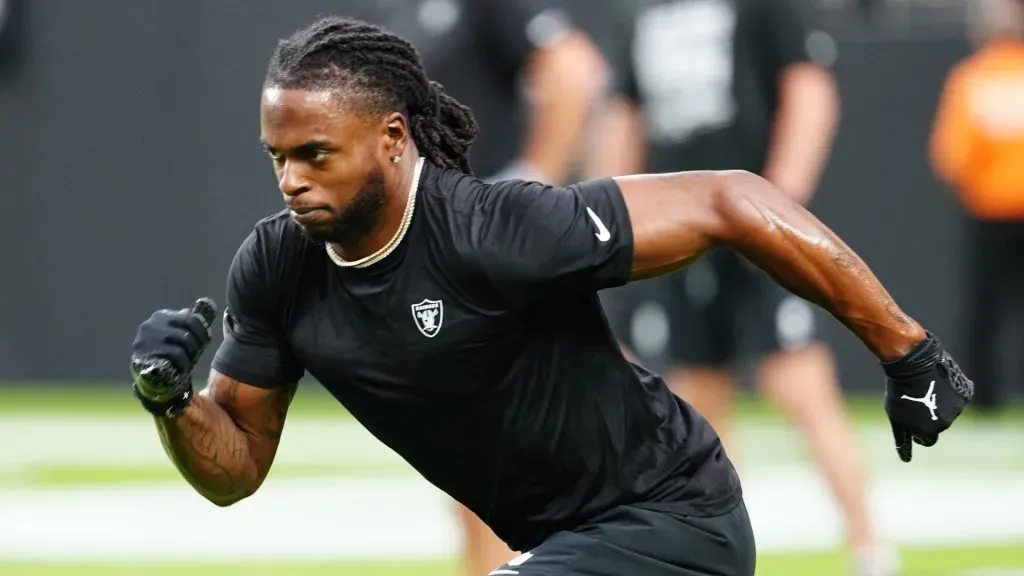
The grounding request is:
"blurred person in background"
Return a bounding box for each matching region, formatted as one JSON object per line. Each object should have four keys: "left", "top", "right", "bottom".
{"left": 586, "top": 0, "right": 899, "bottom": 574}
{"left": 930, "top": 0, "right": 1024, "bottom": 412}
{"left": 336, "top": 1, "right": 608, "bottom": 572}
{"left": 349, "top": 0, "right": 607, "bottom": 185}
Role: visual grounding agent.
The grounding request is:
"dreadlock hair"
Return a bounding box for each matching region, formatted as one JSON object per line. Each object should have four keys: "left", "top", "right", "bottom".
{"left": 264, "top": 16, "right": 479, "bottom": 174}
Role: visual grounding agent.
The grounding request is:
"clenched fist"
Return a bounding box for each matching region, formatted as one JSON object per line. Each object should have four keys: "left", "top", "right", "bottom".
{"left": 881, "top": 332, "right": 974, "bottom": 462}
{"left": 130, "top": 298, "right": 217, "bottom": 418}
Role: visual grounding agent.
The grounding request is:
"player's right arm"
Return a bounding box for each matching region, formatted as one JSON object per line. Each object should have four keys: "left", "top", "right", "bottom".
{"left": 152, "top": 371, "right": 296, "bottom": 507}
{"left": 131, "top": 228, "right": 304, "bottom": 503}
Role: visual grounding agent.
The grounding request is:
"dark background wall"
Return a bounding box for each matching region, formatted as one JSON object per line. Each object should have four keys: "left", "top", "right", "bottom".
{"left": 0, "top": 1, "right": 975, "bottom": 392}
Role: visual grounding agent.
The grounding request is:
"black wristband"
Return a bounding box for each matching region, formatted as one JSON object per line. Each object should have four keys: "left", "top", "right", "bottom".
{"left": 132, "top": 382, "right": 194, "bottom": 419}
{"left": 880, "top": 331, "right": 941, "bottom": 379}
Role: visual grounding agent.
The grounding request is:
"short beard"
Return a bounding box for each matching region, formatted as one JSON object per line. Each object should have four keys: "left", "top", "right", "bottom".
{"left": 299, "top": 168, "right": 387, "bottom": 249}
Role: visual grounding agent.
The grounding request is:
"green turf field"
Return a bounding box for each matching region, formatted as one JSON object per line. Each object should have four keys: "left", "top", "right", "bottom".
{"left": 3, "top": 384, "right": 1023, "bottom": 575}
{"left": 2, "top": 544, "right": 1024, "bottom": 575}
{"left": 5, "top": 382, "right": 1023, "bottom": 423}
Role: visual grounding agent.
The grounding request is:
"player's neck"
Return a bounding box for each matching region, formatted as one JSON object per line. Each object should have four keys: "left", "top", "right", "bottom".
{"left": 330, "top": 156, "right": 419, "bottom": 263}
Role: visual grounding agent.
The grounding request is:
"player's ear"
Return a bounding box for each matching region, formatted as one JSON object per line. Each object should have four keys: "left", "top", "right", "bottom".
{"left": 382, "top": 112, "right": 409, "bottom": 163}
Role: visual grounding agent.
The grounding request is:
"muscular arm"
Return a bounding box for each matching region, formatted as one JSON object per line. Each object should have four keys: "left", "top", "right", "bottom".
{"left": 154, "top": 370, "right": 296, "bottom": 506}
{"left": 618, "top": 170, "right": 926, "bottom": 361}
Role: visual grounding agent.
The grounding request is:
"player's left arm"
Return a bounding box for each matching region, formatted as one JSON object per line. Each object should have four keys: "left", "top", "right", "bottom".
{"left": 758, "top": 0, "right": 840, "bottom": 204}
{"left": 453, "top": 172, "right": 971, "bottom": 461}
{"left": 617, "top": 170, "right": 974, "bottom": 461}
{"left": 467, "top": 0, "right": 608, "bottom": 184}
{"left": 622, "top": 171, "right": 914, "bottom": 357}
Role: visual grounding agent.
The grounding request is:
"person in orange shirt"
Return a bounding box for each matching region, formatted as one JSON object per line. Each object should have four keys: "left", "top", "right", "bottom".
{"left": 930, "top": 0, "right": 1024, "bottom": 410}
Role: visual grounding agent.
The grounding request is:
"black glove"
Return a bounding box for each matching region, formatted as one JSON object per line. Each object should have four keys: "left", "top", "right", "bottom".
{"left": 881, "top": 331, "right": 973, "bottom": 462}
{"left": 130, "top": 298, "right": 218, "bottom": 418}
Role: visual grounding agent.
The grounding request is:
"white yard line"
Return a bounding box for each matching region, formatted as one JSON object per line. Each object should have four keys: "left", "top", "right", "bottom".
{"left": 1, "top": 466, "right": 1023, "bottom": 562}
{"left": 0, "top": 416, "right": 408, "bottom": 469}
{"left": 3, "top": 415, "right": 1019, "bottom": 472}
{"left": 742, "top": 466, "right": 1024, "bottom": 553}
{"left": 0, "top": 477, "right": 457, "bottom": 562}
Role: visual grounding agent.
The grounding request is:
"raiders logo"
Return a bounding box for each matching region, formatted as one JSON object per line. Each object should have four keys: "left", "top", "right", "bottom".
{"left": 411, "top": 298, "right": 443, "bottom": 338}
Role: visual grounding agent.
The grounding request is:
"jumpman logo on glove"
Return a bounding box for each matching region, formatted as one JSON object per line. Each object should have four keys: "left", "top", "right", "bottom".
{"left": 900, "top": 380, "right": 938, "bottom": 421}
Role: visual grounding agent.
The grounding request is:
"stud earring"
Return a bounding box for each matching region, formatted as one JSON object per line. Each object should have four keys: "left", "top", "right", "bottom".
{"left": 390, "top": 155, "right": 401, "bottom": 164}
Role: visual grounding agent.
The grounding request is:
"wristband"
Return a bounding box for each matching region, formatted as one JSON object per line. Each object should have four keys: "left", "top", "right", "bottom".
{"left": 880, "top": 331, "right": 940, "bottom": 378}
{"left": 132, "top": 382, "right": 194, "bottom": 419}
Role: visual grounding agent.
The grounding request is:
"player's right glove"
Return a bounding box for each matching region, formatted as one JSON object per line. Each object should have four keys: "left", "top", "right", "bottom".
{"left": 880, "top": 331, "right": 974, "bottom": 463}
{"left": 130, "top": 298, "right": 218, "bottom": 419}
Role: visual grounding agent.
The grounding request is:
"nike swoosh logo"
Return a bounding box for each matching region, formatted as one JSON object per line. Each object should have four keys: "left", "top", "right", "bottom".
{"left": 586, "top": 207, "right": 611, "bottom": 242}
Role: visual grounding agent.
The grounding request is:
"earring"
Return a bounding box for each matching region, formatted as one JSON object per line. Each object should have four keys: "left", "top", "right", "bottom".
{"left": 390, "top": 155, "right": 401, "bottom": 164}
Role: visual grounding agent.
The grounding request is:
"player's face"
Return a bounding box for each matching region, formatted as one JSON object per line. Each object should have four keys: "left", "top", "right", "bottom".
{"left": 259, "top": 87, "right": 403, "bottom": 246}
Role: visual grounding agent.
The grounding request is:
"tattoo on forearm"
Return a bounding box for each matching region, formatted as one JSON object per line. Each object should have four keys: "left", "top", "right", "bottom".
{"left": 262, "top": 385, "right": 294, "bottom": 441}
{"left": 183, "top": 423, "right": 248, "bottom": 495}
{"left": 155, "top": 378, "right": 294, "bottom": 502}
{"left": 157, "top": 398, "right": 253, "bottom": 500}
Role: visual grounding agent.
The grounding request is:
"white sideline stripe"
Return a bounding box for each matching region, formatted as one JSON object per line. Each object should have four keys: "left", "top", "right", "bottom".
{"left": 2, "top": 415, "right": 1020, "bottom": 471}
{"left": 0, "top": 416, "right": 409, "bottom": 469}
{"left": 742, "top": 466, "right": 1024, "bottom": 553}
{"left": 0, "top": 477, "right": 459, "bottom": 562}
{"left": 1, "top": 466, "right": 1024, "bottom": 562}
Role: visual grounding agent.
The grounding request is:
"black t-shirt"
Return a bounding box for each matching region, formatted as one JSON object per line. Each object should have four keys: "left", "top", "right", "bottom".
{"left": 606, "top": 0, "right": 824, "bottom": 173}
{"left": 344, "top": 0, "right": 575, "bottom": 178}
{"left": 211, "top": 161, "right": 741, "bottom": 551}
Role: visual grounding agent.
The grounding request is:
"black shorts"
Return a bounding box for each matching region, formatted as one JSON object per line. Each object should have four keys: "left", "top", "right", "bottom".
{"left": 490, "top": 501, "right": 755, "bottom": 575}
{"left": 600, "top": 249, "right": 822, "bottom": 372}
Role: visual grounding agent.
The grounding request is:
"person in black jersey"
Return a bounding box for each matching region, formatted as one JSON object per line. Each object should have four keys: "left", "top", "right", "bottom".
{"left": 129, "top": 16, "right": 974, "bottom": 576}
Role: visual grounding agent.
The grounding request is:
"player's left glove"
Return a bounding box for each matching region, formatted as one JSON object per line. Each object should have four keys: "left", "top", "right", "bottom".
{"left": 880, "top": 331, "right": 974, "bottom": 463}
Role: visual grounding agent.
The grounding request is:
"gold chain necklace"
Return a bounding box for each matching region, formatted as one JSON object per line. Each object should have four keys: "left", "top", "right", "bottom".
{"left": 326, "top": 157, "right": 424, "bottom": 269}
